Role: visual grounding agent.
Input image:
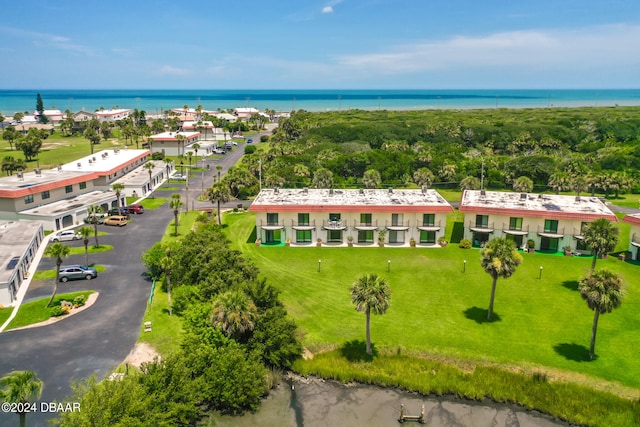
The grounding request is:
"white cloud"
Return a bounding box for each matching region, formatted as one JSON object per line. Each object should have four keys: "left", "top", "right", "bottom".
{"left": 0, "top": 25, "right": 95, "bottom": 56}
{"left": 322, "top": 6, "right": 333, "bottom": 14}
{"left": 158, "top": 65, "right": 190, "bottom": 76}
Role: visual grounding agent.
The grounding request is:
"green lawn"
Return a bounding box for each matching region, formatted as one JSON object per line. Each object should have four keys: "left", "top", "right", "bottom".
{"left": 161, "top": 210, "right": 205, "bottom": 243}
{"left": 43, "top": 244, "right": 114, "bottom": 257}
{"left": 137, "top": 197, "right": 167, "bottom": 210}
{"left": 5, "top": 291, "right": 96, "bottom": 330}
{"left": 138, "top": 285, "right": 184, "bottom": 356}
{"left": 225, "top": 211, "right": 640, "bottom": 393}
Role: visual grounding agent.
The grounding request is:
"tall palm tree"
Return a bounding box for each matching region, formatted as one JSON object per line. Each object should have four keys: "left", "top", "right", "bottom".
{"left": 191, "top": 143, "right": 200, "bottom": 165}
{"left": 111, "top": 183, "right": 125, "bottom": 211}
{"left": 480, "top": 238, "right": 523, "bottom": 321}
{"left": 362, "top": 169, "right": 381, "bottom": 189}
{"left": 44, "top": 242, "right": 70, "bottom": 307}
{"left": 413, "top": 167, "right": 434, "bottom": 188}
{"left": 87, "top": 205, "right": 103, "bottom": 248}
{"left": 211, "top": 290, "right": 257, "bottom": 342}
{"left": 143, "top": 161, "right": 155, "bottom": 191}
{"left": 312, "top": 167, "right": 334, "bottom": 189}
{"left": 350, "top": 273, "right": 392, "bottom": 355}
{"left": 512, "top": 176, "right": 534, "bottom": 193}
{"left": 78, "top": 226, "right": 93, "bottom": 267}
{"left": 579, "top": 269, "right": 625, "bottom": 360}
{"left": 207, "top": 182, "right": 231, "bottom": 225}
{"left": 169, "top": 194, "right": 183, "bottom": 236}
{"left": 460, "top": 176, "right": 481, "bottom": 191}
{"left": 0, "top": 370, "right": 43, "bottom": 427}
{"left": 583, "top": 218, "right": 619, "bottom": 271}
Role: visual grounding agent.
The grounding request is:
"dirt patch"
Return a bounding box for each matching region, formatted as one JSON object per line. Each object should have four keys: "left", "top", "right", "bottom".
{"left": 123, "top": 342, "right": 161, "bottom": 368}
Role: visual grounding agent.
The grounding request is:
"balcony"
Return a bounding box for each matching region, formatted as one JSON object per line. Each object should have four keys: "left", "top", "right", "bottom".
{"left": 502, "top": 223, "right": 529, "bottom": 236}
{"left": 260, "top": 219, "right": 284, "bottom": 230}
{"left": 322, "top": 219, "right": 347, "bottom": 230}
{"left": 385, "top": 220, "right": 410, "bottom": 231}
{"left": 417, "top": 220, "right": 441, "bottom": 231}
{"left": 468, "top": 221, "right": 494, "bottom": 233}
{"left": 292, "top": 219, "right": 316, "bottom": 230}
{"left": 354, "top": 220, "right": 378, "bottom": 231}
{"left": 537, "top": 225, "right": 565, "bottom": 238}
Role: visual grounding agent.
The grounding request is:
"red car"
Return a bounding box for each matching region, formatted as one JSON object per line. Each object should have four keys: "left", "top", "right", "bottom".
{"left": 126, "top": 204, "right": 144, "bottom": 214}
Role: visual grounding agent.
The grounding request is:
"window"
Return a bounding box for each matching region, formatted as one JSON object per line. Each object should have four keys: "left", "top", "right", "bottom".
{"left": 296, "top": 230, "right": 312, "bottom": 243}
{"left": 420, "top": 230, "right": 436, "bottom": 244}
{"left": 389, "top": 230, "right": 404, "bottom": 243}
{"left": 266, "top": 213, "right": 279, "bottom": 226}
{"left": 65, "top": 185, "right": 73, "bottom": 193}
{"left": 298, "top": 213, "right": 309, "bottom": 226}
{"left": 509, "top": 217, "right": 523, "bottom": 231}
{"left": 329, "top": 213, "right": 341, "bottom": 221}
{"left": 327, "top": 230, "right": 342, "bottom": 242}
{"left": 392, "top": 213, "right": 403, "bottom": 226}
{"left": 79, "top": 182, "right": 87, "bottom": 190}
{"left": 41, "top": 191, "right": 50, "bottom": 200}
{"left": 358, "top": 230, "right": 374, "bottom": 243}
{"left": 544, "top": 219, "right": 558, "bottom": 233}
{"left": 475, "top": 215, "right": 489, "bottom": 228}
{"left": 360, "top": 213, "right": 372, "bottom": 226}
{"left": 423, "top": 214, "right": 435, "bottom": 226}
{"left": 24, "top": 194, "right": 34, "bottom": 204}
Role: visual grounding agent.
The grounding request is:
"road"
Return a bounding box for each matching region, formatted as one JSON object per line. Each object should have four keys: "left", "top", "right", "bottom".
{"left": 0, "top": 137, "right": 255, "bottom": 426}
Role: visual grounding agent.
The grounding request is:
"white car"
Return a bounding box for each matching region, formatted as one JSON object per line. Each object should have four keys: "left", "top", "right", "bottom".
{"left": 51, "top": 230, "right": 81, "bottom": 242}
{"left": 172, "top": 173, "right": 187, "bottom": 181}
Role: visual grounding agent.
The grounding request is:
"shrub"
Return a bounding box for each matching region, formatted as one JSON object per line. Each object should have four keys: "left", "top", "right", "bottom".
{"left": 244, "top": 145, "right": 257, "bottom": 155}
{"left": 50, "top": 306, "right": 67, "bottom": 317}
{"left": 151, "top": 152, "right": 165, "bottom": 160}
{"left": 73, "top": 295, "right": 86, "bottom": 307}
{"left": 260, "top": 135, "right": 269, "bottom": 142}
{"left": 459, "top": 239, "right": 472, "bottom": 249}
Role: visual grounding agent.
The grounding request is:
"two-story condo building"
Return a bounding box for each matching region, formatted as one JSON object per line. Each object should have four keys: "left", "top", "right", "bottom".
{"left": 250, "top": 188, "right": 454, "bottom": 246}
{"left": 622, "top": 213, "right": 640, "bottom": 261}
{"left": 0, "top": 221, "right": 44, "bottom": 306}
{"left": 459, "top": 190, "right": 617, "bottom": 252}
{"left": 148, "top": 131, "right": 201, "bottom": 156}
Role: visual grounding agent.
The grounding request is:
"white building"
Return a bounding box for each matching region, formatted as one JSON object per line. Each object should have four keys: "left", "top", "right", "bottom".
{"left": 459, "top": 190, "right": 617, "bottom": 252}
{"left": 250, "top": 188, "right": 453, "bottom": 246}
{"left": 148, "top": 131, "right": 201, "bottom": 156}
{"left": 0, "top": 221, "right": 44, "bottom": 306}
{"left": 622, "top": 213, "right": 640, "bottom": 261}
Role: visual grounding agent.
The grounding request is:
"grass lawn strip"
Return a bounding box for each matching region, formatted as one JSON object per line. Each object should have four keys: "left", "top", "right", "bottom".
{"left": 6, "top": 291, "right": 96, "bottom": 330}
{"left": 32, "top": 265, "right": 106, "bottom": 281}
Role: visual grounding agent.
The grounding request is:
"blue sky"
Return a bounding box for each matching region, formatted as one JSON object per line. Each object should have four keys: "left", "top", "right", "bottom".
{"left": 1, "top": 0, "right": 639, "bottom": 89}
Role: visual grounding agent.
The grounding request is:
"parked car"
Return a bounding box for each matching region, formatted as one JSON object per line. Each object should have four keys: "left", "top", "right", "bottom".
{"left": 59, "top": 265, "right": 98, "bottom": 282}
{"left": 126, "top": 204, "right": 144, "bottom": 214}
{"left": 247, "top": 138, "right": 253, "bottom": 144}
{"left": 212, "top": 148, "right": 226, "bottom": 155}
{"left": 51, "top": 230, "right": 81, "bottom": 242}
{"left": 108, "top": 207, "right": 130, "bottom": 218}
{"left": 172, "top": 173, "right": 187, "bottom": 181}
{"left": 104, "top": 215, "right": 128, "bottom": 226}
{"left": 84, "top": 213, "right": 107, "bottom": 224}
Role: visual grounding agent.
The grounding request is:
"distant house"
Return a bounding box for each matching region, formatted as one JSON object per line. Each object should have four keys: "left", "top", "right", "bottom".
{"left": 95, "top": 109, "right": 132, "bottom": 122}
{"left": 148, "top": 131, "right": 201, "bottom": 156}
{"left": 622, "top": 214, "right": 640, "bottom": 261}
{"left": 73, "top": 110, "right": 98, "bottom": 122}
{"left": 182, "top": 121, "right": 216, "bottom": 141}
{"left": 34, "top": 109, "right": 63, "bottom": 124}
{"left": 234, "top": 107, "right": 259, "bottom": 119}
{"left": 249, "top": 188, "right": 453, "bottom": 246}
{"left": 459, "top": 190, "right": 617, "bottom": 253}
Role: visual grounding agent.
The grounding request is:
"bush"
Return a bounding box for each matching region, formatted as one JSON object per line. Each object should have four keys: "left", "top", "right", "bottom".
{"left": 50, "top": 306, "right": 67, "bottom": 317}
{"left": 151, "top": 152, "right": 165, "bottom": 160}
{"left": 459, "top": 239, "right": 472, "bottom": 249}
{"left": 244, "top": 145, "right": 257, "bottom": 155}
{"left": 260, "top": 135, "right": 269, "bottom": 142}
{"left": 73, "top": 295, "right": 86, "bottom": 307}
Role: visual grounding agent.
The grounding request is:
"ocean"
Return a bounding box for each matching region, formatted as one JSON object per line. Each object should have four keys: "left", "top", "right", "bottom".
{"left": 1, "top": 89, "right": 640, "bottom": 116}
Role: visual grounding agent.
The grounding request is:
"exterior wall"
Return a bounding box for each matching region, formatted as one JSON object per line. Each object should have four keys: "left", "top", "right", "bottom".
{"left": 628, "top": 224, "right": 640, "bottom": 260}
{"left": 14, "top": 180, "right": 97, "bottom": 212}
{"left": 462, "top": 212, "right": 592, "bottom": 252}
{"left": 0, "top": 223, "right": 44, "bottom": 306}
{"left": 256, "top": 210, "right": 448, "bottom": 246}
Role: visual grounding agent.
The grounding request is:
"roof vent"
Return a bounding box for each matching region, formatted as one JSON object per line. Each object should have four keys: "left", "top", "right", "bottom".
{"left": 274, "top": 187, "right": 279, "bottom": 194}
{"left": 77, "top": 162, "right": 82, "bottom": 168}
{"left": 35, "top": 168, "right": 41, "bottom": 176}
{"left": 421, "top": 186, "right": 427, "bottom": 194}
{"left": 57, "top": 165, "right": 62, "bottom": 172}
{"left": 329, "top": 189, "right": 334, "bottom": 196}
{"left": 480, "top": 189, "right": 486, "bottom": 196}
{"left": 303, "top": 187, "right": 308, "bottom": 194}
{"left": 359, "top": 188, "right": 364, "bottom": 194}
{"left": 388, "top": 188, "right": 393, "bottom": 193}
{"left": 575, "top": 195, "right": 581, "bottom": 202}
{"left": 520, "top": 193, "right": 527, "bottom": 200}
{"left": 92, "top": 157, "right": 96, "bottom": 162}
{"left": 88, "top": 159, "right": 92, "bottom": 165}
{"left": 17, "top": 171, "right": 23, "bottom": 180}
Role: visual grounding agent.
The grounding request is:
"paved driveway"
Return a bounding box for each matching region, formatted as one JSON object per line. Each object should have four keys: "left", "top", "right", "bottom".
{"left": 0, "top": 138, "right": 263, "bottom": 426}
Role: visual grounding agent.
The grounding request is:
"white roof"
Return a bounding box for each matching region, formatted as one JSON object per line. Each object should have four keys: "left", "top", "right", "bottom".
{"left": 60, "top": 149, "right": 150, "bottom": 173}
{"left": 95, "top": 109, "right": 132, "bottom": 116}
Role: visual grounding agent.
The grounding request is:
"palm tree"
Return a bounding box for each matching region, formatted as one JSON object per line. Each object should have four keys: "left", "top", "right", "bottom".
{"left": 350, "top": 273, "right": 392, "bottom": 355}
{"left": 161, "top": 245, "right": 176, "bottom": 316}
{"left": 87, "top": 205, "right": 103, "bottom": 248}
{"left": 191, "top": 143, "right": 200, "bottom": 166}
{"left": 211, "top": 290, "right": 257, "bottom": 342}
{"left": 413, "top": 167, "right": 434, "bottom": 188}
{"left": 548, "top": 172, "right": 570, "bottom": 194}
{"left": 169, "top": 194, "right": 183, "bottom": 236}
{"left": 78, "top": 226, "right": 93, "bottom": 267}
{"left": 207, "top": 182, "right": 231, "bottom": 225}
{"left": 143, "top": 161, "right": 155, "bottom": 191}
{"left": 583, "top": 218, "right": 619, "bottom": 271}
{"left": 111, "top": 183, "right": 125, "bottom": 211}
{"left": 0, "top": 370, "right": 43, "bottom": 427}
{"left": 362, "top": 169, "right": 381, "bottom": 189}
{"left": 44, "top": 242, "right": 70, "bottom": 307}
{"left": 579, "top": 269, "right": 625, "bottom": 359}
{"left": 460, "top": 176, "right": 481, "bottom": 191}
{"left": 312, "top": 167, "right": 334, "bottom": 189}
{"left": 480, "top": 238, "right": 523, "bottom": 321}
{"left": 513, "top": 176, "right": 534, "bottom": 193}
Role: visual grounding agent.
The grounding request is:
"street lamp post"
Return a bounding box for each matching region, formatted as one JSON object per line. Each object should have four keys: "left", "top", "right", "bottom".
{"left": 318, "top": 259, "right": 321, "bottom": 272}
{"left": 258, "top": 159, "right": 262, "bottom": 191}
{"left": 463, "top": 259, "right": 466, "bottom": 273}
{"left": 539, "top": 266, "right": 543, "bottom": 280}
